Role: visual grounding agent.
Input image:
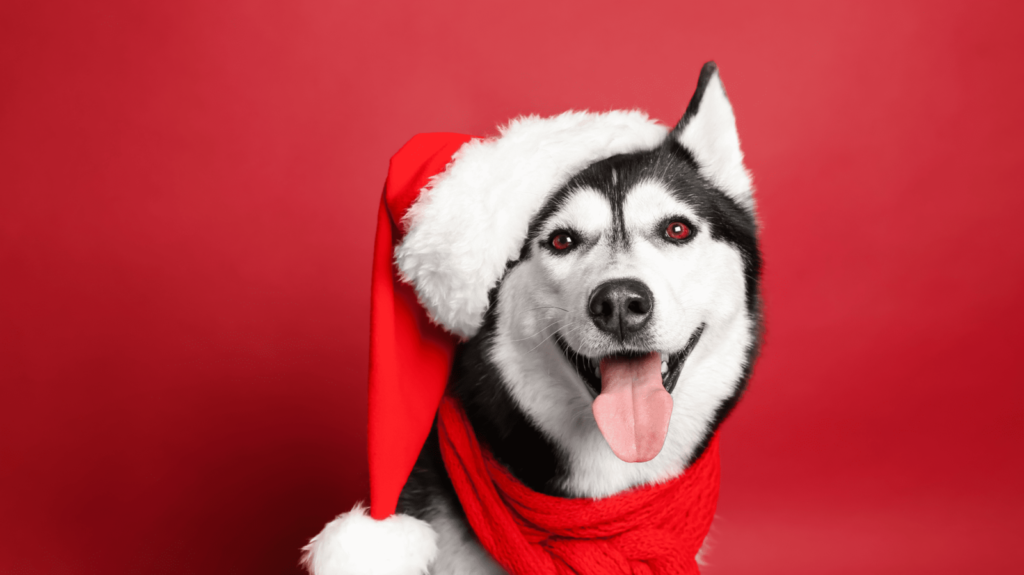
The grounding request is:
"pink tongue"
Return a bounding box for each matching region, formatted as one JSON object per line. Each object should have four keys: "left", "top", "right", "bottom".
{"left": 592, "top": 352, "right": 673, "bottom": 463}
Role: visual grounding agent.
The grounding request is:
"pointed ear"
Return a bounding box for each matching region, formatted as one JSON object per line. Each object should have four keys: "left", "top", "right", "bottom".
{"left": 672, "top": 62, "right": 754, "bottom": 209}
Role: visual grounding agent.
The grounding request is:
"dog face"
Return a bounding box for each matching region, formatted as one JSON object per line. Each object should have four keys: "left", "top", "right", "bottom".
{"left": 485, "top": 65, "right": 761, "bottom": 497}
{"left": 532, "top": 156, "right": 748, "bottom": 394}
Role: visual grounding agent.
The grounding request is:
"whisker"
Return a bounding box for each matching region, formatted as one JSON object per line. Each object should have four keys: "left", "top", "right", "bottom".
{"left": 525, "top": 318, "right": 588, "bottom": 355}
{"left": 526, "top": 326, "right": 566, "bottom": 354}
{"left": 556, "top": 323, "right": 589, "bottom": 361}
{"left": 509, "top": 318, "right": 566, "bottom": 343}
{"left": 526, "top": 306, "right": 569, "bottom": 313}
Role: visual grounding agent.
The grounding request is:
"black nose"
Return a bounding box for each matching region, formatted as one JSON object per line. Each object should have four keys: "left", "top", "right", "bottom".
{"left": 588, "top": 279, "right": 654, "bottom": 339}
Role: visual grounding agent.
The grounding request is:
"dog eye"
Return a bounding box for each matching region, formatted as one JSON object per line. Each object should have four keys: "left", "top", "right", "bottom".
{"left": 665, "top": 221, "right": 691, "bottom": 241}
{"left": 550, "top": 232, "right": 574, "bottom": 251}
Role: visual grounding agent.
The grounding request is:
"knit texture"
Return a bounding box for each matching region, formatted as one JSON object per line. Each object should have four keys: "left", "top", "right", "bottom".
{"left": 437, "top": 396, "right": 720, "bottom": 575}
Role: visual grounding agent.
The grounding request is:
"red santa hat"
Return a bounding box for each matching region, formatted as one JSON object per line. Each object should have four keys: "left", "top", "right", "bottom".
{"left": 302, "top": 110, "right": 674, "bottom": 575}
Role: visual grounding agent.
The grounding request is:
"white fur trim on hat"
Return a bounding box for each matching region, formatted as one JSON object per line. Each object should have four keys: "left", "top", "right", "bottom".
{"left": 395, "top": 110, "right": 668, "bottom": 339}
{"left": 301, "top": 503, "right": 438, "bottom": 575}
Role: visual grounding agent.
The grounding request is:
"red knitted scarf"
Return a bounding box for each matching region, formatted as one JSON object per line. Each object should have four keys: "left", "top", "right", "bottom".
{"left": 437, "top": 396, "right": 720, "bottom": 575}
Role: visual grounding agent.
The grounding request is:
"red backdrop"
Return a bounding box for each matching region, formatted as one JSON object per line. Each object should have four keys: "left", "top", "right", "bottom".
{"left": 1, "top": 1, "right": 1022, "bottom": 573}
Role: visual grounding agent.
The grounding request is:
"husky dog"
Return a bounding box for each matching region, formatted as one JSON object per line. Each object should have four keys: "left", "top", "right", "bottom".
{"left": 398, "top": 63, "right": 761, "bottom": 573}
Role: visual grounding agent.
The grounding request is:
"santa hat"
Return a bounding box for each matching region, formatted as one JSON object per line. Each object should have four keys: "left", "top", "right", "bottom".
{"left": 301, "top": 63, "right": 745, "bottom": 575}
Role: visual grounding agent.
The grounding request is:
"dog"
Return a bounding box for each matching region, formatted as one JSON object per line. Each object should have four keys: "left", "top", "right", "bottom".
{"left": 395, "top": 62, "right": 762, "bottom": 573}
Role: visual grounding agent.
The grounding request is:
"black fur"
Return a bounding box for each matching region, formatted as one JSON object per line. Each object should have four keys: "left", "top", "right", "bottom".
{"left": 398, "top": 60, "right": 762, "bottom": 536}
{"left": 675, "top": 61, "right": 721, "bottom": 134}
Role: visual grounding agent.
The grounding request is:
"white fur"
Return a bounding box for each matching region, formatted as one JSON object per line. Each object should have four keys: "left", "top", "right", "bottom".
{"left": 547, "top": 187, "right": 612, "bottom": 240}
{"left": 395, "top": 110, "right": 668, "bottom": 339}
{"left": 490, "top": 181, "right": 752, "bottom": 498}
{"left": 302, "top": 504, "right": 438, "bottom": 575}
{"left": 677, "top": 70, "right": 754, "bottom": 210}
{"left": 427, "top": 500, "right": 507, "bottom": 575}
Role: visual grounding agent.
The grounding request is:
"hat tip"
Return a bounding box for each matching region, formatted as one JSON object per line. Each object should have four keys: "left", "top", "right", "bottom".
{"left": 302, "top": 502, "right": 438, "bottom": 575}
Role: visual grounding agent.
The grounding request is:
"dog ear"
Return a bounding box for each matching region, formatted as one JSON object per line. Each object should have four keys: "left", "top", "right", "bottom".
{"left": 672, "top": 62, "right": 754, "bottom": 209}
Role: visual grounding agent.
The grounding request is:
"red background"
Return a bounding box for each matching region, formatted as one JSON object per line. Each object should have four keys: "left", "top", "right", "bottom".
{"left": 2, "top": 1, "right": 1022, "bottom": 573}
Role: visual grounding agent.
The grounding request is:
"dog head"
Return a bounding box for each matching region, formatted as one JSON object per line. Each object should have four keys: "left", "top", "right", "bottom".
{"left": 395, "top": 63, "right": 761, "bottom": 498}
{"left": 486, "top": 63, "right": 760, "bottom": 496}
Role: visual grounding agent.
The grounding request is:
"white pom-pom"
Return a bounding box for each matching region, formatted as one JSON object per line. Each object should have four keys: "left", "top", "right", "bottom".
{"left": 301, "top": 503, "right": 438, "bottom": 575}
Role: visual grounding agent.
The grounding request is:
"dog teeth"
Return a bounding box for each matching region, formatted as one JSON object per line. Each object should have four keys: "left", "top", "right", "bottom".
{"left": 595, "top": 366, "right": 601, "bottom": 378}
{"left": 661, "top": 360, "right": 669, "bottom": 375}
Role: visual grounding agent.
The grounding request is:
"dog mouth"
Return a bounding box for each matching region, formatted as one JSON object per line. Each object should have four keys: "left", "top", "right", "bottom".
{"left": 554, "top": 323, "right": 705, "bottom": 399}
{"left": 553, "top": 324, "right": 705, "bottom": 463}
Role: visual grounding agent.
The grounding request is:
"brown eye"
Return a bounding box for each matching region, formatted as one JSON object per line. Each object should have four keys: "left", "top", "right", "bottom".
{"left": 665, "top": 221, "right": 691, "bottom": 240}
{"left": 551, "top": 233, "right": 574, "bottom": 250}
